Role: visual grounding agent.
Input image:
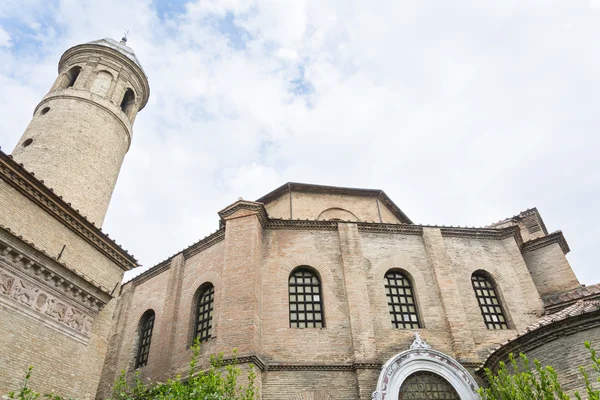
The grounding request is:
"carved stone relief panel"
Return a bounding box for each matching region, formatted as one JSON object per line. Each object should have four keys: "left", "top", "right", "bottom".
{"left": 0, "top": 265, "right": 93, "bottom": 338}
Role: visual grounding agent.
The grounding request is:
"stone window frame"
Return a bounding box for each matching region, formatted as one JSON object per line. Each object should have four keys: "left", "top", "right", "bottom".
{"left": 192, "top": 282, "right": 215, "bottom": 344}
{"left": 135, "top": 309, "right": 155, "bottom": 369}
{"left": 288, "top": 266, "right": 325, "bottom": 328}
{"left": 373, "top": 347, "right": 480, "bottom": 399}
{"left": 471, "top": 270, "right": 510, "bottom": 330}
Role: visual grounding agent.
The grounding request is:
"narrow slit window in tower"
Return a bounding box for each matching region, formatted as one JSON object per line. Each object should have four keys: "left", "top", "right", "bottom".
{"left": 67, "top": 66, "right": 81, "bottom": 88}
{"left": 120, "top": 88, "right": 135, "bottom": 117}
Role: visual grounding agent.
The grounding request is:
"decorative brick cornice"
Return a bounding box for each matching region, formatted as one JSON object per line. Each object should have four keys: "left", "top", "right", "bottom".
{"left": 521, "top": 231, "right": 570, "bottom": 255}
{"left": 440, "top": 225, "right": 520, "bottom": 241}
{"left": 128, "top": 229, "right": 225, "bottom": 287}
{"left": 357, "top": 222, "right": 422, "bottom": 235}
{"left": 264, "top": 219, "right": 338, "bottom": 231}
{"left": 267, "top": 362, "right": 382, "bottom": 371}
{"left": 0, "top": 150, "right": 138, "bottom": 271}
{"left": 222, "top": 355, "right": 267, "bottom": 371}
{"left": 130, "top": 260, "right": 171, "bottom": 287}
{"left": 218, "top": 201, "right": 269, "bottom": 227}
{"left": 183, "top": 229, "right": 226, "bottom": 259}
{"left": 0, "top": 226, "right": 112, "bottom": 310}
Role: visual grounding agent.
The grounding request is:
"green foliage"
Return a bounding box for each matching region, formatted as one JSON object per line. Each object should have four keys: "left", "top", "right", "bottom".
{"left": 9, "top": 339, "right": 258, "bottom": 400}
{"left": 479, "top": 342, "right": 600, "bottom": 400}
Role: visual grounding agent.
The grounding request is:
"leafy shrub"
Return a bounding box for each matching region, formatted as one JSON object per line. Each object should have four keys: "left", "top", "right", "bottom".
{"left": 479, "top": 341, "right": 600, "bottom": 400}
{"left": 9, "top": 339, "right": 258, "bottom": 400}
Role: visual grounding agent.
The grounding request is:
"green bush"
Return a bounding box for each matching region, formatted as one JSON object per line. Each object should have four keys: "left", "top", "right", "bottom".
{"left": 479, "top": 341, "right": 600, "bottom": 400}
{"left": 9, "top": 339, "right": 258, "bottom": 400}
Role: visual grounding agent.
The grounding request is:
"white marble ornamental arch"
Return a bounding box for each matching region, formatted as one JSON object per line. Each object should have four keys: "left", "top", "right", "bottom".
{"left": 372, "top": 333, "right": 479, "bottom": 400}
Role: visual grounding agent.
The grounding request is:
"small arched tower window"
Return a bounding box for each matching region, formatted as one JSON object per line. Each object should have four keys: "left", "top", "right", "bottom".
{"left": 66, "top": 66, "right": 81, "bottom": 88}
{"left": 91, "top": 70, "right": 113, "bottom": 97}
{"left": 194, "top": 283, "right": 215, "bottom": 343}
{"left": 135, "top": 310, "right": 155, "bottom": 369}
{"left": 56, "top": 66, "right": 82, "bottom": 90}
{"left": 289, "top": 267, "right": 324, "bottom": 328}
{"left": 471, "top": 272, "right": 509, "bottom": 329}
{"left": 120, "top": 88, "right": 135, "bottom": 117}
{"left": 385, "top": 270, "right": 421, "bottom": 329}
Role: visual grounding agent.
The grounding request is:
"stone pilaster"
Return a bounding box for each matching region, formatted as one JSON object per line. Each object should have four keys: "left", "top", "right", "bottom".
{"left": 154, "top": 253, "right": 186, "bottom": 379}
{"left": 218, "top": 201, "right": 265, "bottom": 356}
{"left": 422, "top": 227, "right": 477, "bottom": 363}
{"left": 338, "top": 222, "right": 378, "bottom": 398}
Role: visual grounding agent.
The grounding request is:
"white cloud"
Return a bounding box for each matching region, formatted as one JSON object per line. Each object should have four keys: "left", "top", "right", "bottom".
{"left": 0, "top": 27, "right": 11, "bottom": 47}
{"left": 0, "top": 0, "right": 599, "bottom": 285}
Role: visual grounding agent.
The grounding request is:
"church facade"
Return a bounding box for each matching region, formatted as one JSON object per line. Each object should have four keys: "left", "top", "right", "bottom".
{"left": 1, "top": 37, "right": 598, "bottom": 400}
{"left": 96, "top": 182, "right": 582, "bottom": 400}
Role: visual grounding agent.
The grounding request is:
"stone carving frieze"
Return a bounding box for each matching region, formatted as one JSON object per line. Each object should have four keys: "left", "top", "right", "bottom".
{"left": 0, "top": 267, "right": 93, "bottom": 337}
{"left": 0, "top": 232, "right": 111, "bottom": 313}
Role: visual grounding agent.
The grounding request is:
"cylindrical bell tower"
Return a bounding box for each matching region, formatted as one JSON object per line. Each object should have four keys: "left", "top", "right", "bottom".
{"left": 11, "top": 38, "right": 150, "bottom": 226}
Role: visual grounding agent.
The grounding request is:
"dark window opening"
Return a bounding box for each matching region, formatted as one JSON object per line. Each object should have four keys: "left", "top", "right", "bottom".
{"left": 472, "top": 273, "right": 509, "bottom": 330}
{"left": 385, "top": 270, "right": 421, "bottom": 329}
{"left": 289, "top": 267, "right": 324, "bottom": 328}
{"left": 22, "top": 139, "right": 33, "bottom": 148}
{"left": 120, "top": 88, "right": 135, "bottom": 116}
{"left": 67, "top": 66, "right": 81, "bottom": 88}
{"left": 194, "top": 284, "right": 214, "bottom": 343}
{"left": 135, "top": 310, "right": 155, "bottom": 369}
{"left": 40, "top": 107, "right": 50, "bottom": 115}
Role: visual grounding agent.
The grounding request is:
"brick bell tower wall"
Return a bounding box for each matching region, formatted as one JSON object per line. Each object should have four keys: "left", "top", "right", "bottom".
{"left": 11, "top": 42, "right": 149, "bottom": 227}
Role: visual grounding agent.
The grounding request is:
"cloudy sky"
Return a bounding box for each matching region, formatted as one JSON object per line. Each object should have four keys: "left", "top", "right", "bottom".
{"left": 0, "top": 0, "right": 598, "bottom": 284}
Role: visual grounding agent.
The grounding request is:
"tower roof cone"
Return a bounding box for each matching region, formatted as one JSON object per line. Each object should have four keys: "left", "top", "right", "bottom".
{"left": 85, "top": 37, "right": 146, "bottom": 75}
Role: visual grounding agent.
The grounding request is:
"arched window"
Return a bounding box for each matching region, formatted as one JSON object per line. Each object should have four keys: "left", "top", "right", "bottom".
{"left": 66, "top": 66, "right": 81, "bottom": 88}
{"left": 385, "top": 270, "right": 421, "bottom": 329}
{"left": 194, "top": 283, "right": 214, "bottom": 343}
{"left": 471, "top": 273, "right": 508, "bottom": 329}
{"left": 91, "top": 70, "right": 113, "bottom": 97}
{"left": 135, "top": 310, "right": 155, "bottom": 369}
{"left": 289, "top": 267, "right": 324, "bottom": 328}
{"left": 120, "top": 88, "right": 135, "bottom": 117}
{"left": 56, "top": 66, "right": 82, "bottom": 90}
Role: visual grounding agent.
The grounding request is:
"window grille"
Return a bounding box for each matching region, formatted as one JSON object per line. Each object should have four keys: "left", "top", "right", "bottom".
{"left": 135, "top": 310, "right": 155, "bottom": 368}
{"left": 289, "top": 268, "right": 324, "bottom": 328}
{"left": 385, "top": 270, "right": 421, "bottom": 329}
{"left": 194, "top": 284, "right": 214, "bottom": 342}
{"left": 399, "top": 371, "right": 460, "bottom": 400}
{"left": 472, "top": 274, "right": 508, "bottom": 329}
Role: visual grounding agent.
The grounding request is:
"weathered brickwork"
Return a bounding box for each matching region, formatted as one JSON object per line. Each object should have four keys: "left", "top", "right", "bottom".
{"left": 524, "top": 327, "right": 600, "bottom": 396}
{"left": 11, "top": 39, "right": 149, "bottom": 227}
{"left": 0, "top": 38, "right": 144, "bottom": 399}
{"left": 0, "top": 181, "right": 124, "bottom": 290}
{"left": 100, "top": 187, "right": 585, "bottom": 399}
{"left": 523, "top": 242, "right": 580, "bottom": 298}
{"left": 3, "top": 37, "right": 591, "bottom": 400}
{"left": 481, "top": 307, "right": 600, "bottom": 397}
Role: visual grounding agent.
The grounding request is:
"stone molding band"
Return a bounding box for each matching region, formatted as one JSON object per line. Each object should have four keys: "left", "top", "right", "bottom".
{"left": 35, "top": 93, "right": 133, "bottom": 147}
{"left": 128, "top": 204, "right": 562, "bottom": 290}
{"left": 521, "top": 231, "right": 570, "bottom": 255}
{"left": 219, "top": 355, "right": 382, "bottom": 372}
